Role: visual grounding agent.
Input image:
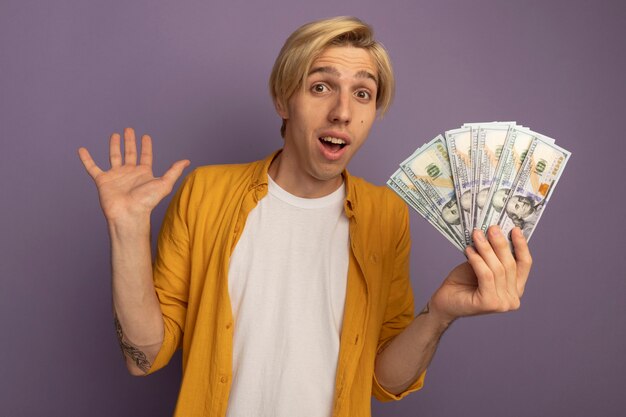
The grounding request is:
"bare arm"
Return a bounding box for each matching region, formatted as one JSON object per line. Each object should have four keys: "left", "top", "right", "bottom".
{"left": 374, "top": 303, "right": 451, "bottom": 394}
{"left": 108, "top": 213, "right": 162, "bottom": 375}
{"left": 375, "top": 226, "right": 532, "bottom": 394}
{"left": 78, "top": 128, "right": 189, "bottom": 375}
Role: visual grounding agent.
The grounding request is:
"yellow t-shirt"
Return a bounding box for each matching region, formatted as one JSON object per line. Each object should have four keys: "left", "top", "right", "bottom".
{"left": 147, "top": 151, "right": 425, "bottom": 416}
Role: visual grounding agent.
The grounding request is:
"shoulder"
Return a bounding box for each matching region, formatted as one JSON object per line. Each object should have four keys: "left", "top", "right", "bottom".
{"left": 172, "top": 158, "right": 265, "bottom": 208}
{"left": 181, "top": 159, "right": 264, "bottom": 191}
{"left": 187, "top": 160, "right": 261, "bottom": 185}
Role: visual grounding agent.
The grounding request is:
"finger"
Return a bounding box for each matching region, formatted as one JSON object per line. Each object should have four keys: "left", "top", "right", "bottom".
{"left": 510, "top": 227, "right": 532, "bottom": 296}
{"left": 109, "top": 133, "right": 122, "bottom": 167}
{"left": 160, "top": 159, "right": 191, "bottom": 192}
{"left": 77, "top": 147, "right": 103, "bottom": 180}
{"left": 139, "top": 135, "right": 153, "bottom": 166}
{"left": 487, "top": 225, "right": 519, "bottom": 296}
{"left": 124, "top": 127, "right": 137, "bottom": 166}
{"left": 472, "top": 228, "right": 508, "bottom": 297}
{"left": 464, "top": 245, "right": 496, "bottom": 293}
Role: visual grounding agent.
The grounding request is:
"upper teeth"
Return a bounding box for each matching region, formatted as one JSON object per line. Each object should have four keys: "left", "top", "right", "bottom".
{"left": 321, "top": 136, "right": 346, "bottom": 145}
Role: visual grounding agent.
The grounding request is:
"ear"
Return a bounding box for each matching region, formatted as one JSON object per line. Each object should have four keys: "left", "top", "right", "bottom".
{"left": 273, "top": 97, "right": 289, "bottom": 120}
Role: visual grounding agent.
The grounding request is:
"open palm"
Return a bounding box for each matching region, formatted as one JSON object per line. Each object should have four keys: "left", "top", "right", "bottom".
{"left": 78, "top": 128, "right": 190, "bottom": 222}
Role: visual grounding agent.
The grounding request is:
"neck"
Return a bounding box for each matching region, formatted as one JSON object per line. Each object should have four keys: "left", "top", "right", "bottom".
{"left": 268, "top": 151, "right": 343, "bottom": 198}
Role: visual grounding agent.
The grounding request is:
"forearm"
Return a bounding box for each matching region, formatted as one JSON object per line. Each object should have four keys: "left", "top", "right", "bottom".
{"left": 374, "top": 304, "right": 453, "bottom": 395}
{"left": 109, "top": 216, "right": 164, "bottom": 375}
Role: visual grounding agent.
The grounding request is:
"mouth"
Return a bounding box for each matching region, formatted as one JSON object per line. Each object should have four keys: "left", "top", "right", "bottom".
{"left": 318, "top": 136, "right": 347, "bottom": 153}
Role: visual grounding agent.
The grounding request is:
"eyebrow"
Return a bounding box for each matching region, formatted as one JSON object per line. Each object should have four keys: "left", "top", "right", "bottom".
{"left": 308, "top": 66, "right": 378, "bottom": 84}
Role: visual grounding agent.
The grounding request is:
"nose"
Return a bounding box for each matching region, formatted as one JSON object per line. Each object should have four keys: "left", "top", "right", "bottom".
{"left": 328, "top": 91, "right": 351, "bottom": 125}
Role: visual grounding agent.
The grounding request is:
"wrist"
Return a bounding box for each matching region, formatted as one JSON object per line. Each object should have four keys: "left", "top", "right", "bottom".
{"left": 422, "top": 301, "right": 457, "bottom": 331}
{"left": 107, "top": 215, "right": 151, "bottom": 239}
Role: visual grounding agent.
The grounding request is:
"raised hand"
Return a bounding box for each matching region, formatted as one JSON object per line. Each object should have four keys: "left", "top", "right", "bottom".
{"left": 78, "top": 127, "right": 190, "bottom": 223}
{"left": 428, "top": 226, "right": 533, "bottom": 324}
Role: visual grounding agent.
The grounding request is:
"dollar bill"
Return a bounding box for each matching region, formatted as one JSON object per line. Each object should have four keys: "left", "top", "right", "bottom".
{"left": 477, "top": 127, "right": 548, "bottom": 232}
{"left": 463, "top": 122, "right": 521, "bottom": 238}
{"left": 400, "top": 135, "right": 465, "bottom": 246}
{"left": 472, "top": 123, "right": 515, "bottom": 231}
{"left": 469, "top": 124, "right": 480, "bottom": 233}
{"left": 387, "top": 122, "right": 570, "bottom": 254}
{"left": 497, "top": 136, "right": 571, "bottom": 241}
{"left": 387, "top": 170, "right": 465, "bottom": 251}
{"left": 444, "top": 127, "right": 474, "bottom": 245}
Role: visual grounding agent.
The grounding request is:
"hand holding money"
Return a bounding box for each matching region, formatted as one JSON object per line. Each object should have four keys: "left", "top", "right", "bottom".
{"left": 427, "top": 226, "right": 532, "bottom": 324}
{"left": 387, "top": 122, "right": 569, "bottom": 321}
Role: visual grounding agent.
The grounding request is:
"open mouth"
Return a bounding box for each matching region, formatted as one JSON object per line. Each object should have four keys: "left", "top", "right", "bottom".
{"left": 319, "top": 136, "right": 347, "bottom": 153}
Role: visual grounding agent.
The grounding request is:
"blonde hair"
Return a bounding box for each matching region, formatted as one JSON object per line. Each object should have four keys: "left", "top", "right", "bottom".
{"left": 269, "top": 16, "right": 395, "bottom": 137}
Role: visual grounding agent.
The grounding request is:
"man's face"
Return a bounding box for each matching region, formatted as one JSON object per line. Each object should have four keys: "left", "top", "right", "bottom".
{"left": 460, "top": 190, "right": 472, "bottom": 212}
{"left": 274, "top": 46, "right": 378, "bottom": 195}
{"left": 441, "top": 199, "right": 460, "bottom": 225}
{"left": 491, "top": 188, "right": 510, "bottom": 212}
{"left": 506, "top": 196, "right": 534, "bottom": 219}
{"left": 476, "top": 189, "right": 489, "bottom": 209}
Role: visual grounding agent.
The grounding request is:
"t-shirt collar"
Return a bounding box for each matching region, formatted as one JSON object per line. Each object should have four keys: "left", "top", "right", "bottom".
{"left": 252, "top": 149, "right": 357, "bottom": 218}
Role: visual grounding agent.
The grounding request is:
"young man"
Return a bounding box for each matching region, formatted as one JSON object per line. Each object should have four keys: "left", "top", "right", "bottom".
{"left": 78, "top": 16, "right": 532, "bottom": 417}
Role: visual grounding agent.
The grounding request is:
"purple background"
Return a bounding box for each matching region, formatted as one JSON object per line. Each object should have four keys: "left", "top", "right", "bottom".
{"left": 1, "top": 0, "right": 625, "bottom": 416}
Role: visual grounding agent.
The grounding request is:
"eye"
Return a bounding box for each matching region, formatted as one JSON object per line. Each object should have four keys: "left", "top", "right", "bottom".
{"left": 311, "top": 83, "right": 329, "bottom": 93}
{"left": 355, "top": 90, "right": 372, "bottom": 100}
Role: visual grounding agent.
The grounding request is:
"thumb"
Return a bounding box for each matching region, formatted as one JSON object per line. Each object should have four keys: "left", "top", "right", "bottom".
{"left": 161, "top": 159, "right": 191, "bottom": 189}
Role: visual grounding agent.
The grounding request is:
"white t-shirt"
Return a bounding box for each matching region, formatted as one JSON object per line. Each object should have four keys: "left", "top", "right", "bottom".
{"left": 226, "top": 175, "right": 349, "bottom": 417}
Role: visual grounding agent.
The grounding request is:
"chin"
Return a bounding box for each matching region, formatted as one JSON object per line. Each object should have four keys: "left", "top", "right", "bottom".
{"left": 313, "top": 167, "right": 344, "bottom": 183}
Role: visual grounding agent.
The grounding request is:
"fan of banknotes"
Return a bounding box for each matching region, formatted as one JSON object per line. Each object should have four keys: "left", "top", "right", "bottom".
{"left": 387, "top": 122, "right": 571, "bottom": 252}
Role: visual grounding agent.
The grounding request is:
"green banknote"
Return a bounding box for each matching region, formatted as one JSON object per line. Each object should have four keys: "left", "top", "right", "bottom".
{"left": 400, "top": 135, "right": 465, "bottom": 247}
{"left": 444, "top": 127, "right": 474, "bottom": 245}
{"left": 387, "top": 122, "right": 570, "bottom": 254}
{"left": 388, "top": 169, "right": 465, "bottom": 250}
{"left": 472, "top": 123, "right": 515, "bottom": 232}
{"left": 477, "top": 127, "right": 553, "bottom": 233}
{"left": 497, "top": 135, "right": 571, "bottom": 241}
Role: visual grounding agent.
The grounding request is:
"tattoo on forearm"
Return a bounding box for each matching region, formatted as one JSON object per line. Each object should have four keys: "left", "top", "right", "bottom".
{"left": 417, "top": 302, "right": 455, "bottom": 341}
{"left": 114, "top": 314, "right": 151, "bottom": 373}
